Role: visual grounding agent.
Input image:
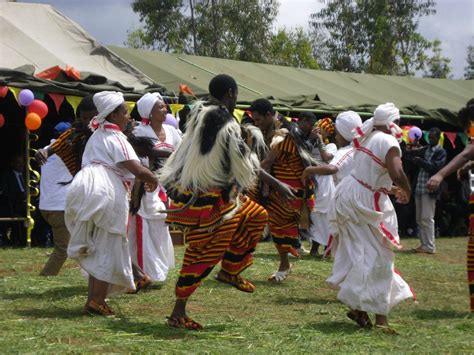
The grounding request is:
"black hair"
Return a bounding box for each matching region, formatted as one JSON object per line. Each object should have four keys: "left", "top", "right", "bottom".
{"left": 429, "top": 127, "right": 441, "bottom": 138}
{"left": 466, "top": 98, "right": 474, "bottom": 107}
{"left": 76, "top": 95, "right": 96, "bottom": 117}
{"left": 458, "top": 104, "right": 474, "bottom": 130}
{"left": 208, "top": 74, "right": 237, "bottom": 100}
{"left": 249, "top": 98, "right": 274, "bottom": 116}
{"left": 299, "top": 111, "right": 317, "bottom": 126}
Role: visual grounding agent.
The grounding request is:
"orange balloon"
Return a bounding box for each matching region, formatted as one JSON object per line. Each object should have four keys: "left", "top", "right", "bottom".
{"left": 25, "top": 112, "right": 41, "bottom": 130}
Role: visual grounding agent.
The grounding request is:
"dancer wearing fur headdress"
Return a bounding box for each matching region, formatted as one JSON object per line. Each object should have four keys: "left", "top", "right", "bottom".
{"left": 160, "top": 74, "right": 268, "bottom": 330}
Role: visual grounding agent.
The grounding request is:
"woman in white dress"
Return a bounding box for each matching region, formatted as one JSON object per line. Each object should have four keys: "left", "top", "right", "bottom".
{"left": 308, "top": 118, "right": 337, "bottom": 256}
{"left": 302, "top": 112, "right": 362, "bottom": 256}
{"left": 66, "top": 91, "right": 158, "bottom": 316}
{"left": 128, "top": 93, "right": 181, "bottom": 283}
{"left": 326, "top": 103, "right": 413, "bottom": 329}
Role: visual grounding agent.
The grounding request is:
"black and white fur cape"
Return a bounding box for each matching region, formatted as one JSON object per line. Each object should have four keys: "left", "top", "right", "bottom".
{"left": 159, "top": 101, "right": 264, "bottom": 194}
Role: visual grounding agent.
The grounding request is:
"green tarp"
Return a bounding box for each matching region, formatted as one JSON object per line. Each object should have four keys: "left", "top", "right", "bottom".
{"left": 109, "top": 46, "right": 474, "bottom": 127}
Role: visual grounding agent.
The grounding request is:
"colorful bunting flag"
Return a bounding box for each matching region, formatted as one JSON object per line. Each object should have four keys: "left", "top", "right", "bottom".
{"left": 233, "top": 109, "right": 244, "bottom": 123}
{"left": 32, "top": 91, "right": 45, "bottom": 100}
{"left": 65, "top": 95, "right": 83, "bottom": 113}
{"left": 9, "top": 87, "right": 22, "bottom": 104}
{"left": 179, "top": 84, "right": 194, "bottom": 96}
{"left": 458, "top": 133, "right": 469, "bottom": 147}
{"left": 170, "top": 104, "right": 185, "bottom": 117}
{"left": 444, "top": 132, "right": 457, "bottom": 149}
{"left": 125, "top": 101, "right": 136, "bottom": 114}
{"left": 48, "top": 93, "right": 65, "bottom": 113}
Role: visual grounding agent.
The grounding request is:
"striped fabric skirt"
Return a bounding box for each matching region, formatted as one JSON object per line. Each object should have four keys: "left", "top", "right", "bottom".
{"left": 175, "top": 195, "right": 268, "bottom": 299}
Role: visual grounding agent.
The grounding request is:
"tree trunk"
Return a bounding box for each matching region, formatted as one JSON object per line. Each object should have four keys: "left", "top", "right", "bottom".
{"left": 189, "top": 0, "right": 198, "bottom": 54}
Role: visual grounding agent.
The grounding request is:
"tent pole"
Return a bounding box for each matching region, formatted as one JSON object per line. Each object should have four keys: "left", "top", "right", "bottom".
{"left": 25, "top": 131, "right": 40, "bottom": 247}
{"left": 235, "top": 104, "right": 426, "bottom": 120}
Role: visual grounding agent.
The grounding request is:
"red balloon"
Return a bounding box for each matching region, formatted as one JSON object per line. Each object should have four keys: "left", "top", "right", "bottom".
{"left": 28, "top": 100, "right": 48, "bottom": 119}
{"left": 0, "top": 113, "right": 4, "bottom": 128}
{"left": 25, "top": 112, "right": 41, "bottom": 130}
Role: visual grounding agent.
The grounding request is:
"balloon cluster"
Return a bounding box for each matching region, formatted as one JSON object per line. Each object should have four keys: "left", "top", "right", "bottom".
{"left": 18, "top": 89, "right": 49, "bottom": 130}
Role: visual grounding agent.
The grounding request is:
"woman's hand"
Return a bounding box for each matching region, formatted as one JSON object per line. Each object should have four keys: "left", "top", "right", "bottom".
{"left": 144, "top": 177, "right": 159, "bottom": 192}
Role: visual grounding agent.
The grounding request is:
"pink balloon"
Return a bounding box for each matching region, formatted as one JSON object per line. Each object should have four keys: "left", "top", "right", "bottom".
{"left": 18, "top": 89, "right": 34, "bottom": 106}
{"left": 164, "top": 113, "right": 178, "bottom": 129}
{"left": 408, "top": 126, "right": 422, "bottom": 142}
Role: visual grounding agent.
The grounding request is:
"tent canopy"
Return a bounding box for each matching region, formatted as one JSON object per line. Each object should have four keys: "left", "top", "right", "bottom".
{"left": 0, "top": 2, "right": 154, "bottom": 91}
{"left": 109, "top": 46, "right": 474, "bottom": 127}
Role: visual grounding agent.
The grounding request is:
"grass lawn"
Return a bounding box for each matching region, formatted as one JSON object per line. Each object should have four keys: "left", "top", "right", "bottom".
{"left": 0, "top": 237, "right": 472, "bottom": 353}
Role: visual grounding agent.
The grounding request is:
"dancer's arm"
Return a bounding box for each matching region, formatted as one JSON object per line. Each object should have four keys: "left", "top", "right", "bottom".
{"left": 120, "top": 160, "right": 158, "bottom": 192}
{"left": 386, "top": 147, "right": 411, "bottom": 204}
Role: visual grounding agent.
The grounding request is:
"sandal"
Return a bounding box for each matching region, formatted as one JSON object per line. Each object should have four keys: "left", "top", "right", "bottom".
{"left": 127, "top": 275, "right": 152, "bottom": 294}
{"left": 375, "top": 324, "right": 399, "bottom": 335}
{"left": 215, "top": 272, "right": 256, "bottom": 293}
{"left": 85, "top": 300, "right": 115, "bottom": 316}
{"left": 166, "top": 316, "right": 203, "bottom": 331}
{"left": 268, "top": 268, "right": 291, "bottom": 283}
{"left": 346, "top": 310, "right": 372, "bottom": 328}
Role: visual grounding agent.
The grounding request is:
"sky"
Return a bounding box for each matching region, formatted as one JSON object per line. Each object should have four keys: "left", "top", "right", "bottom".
{"left": 17, "top": 0, "right": 474, "bottom": 79}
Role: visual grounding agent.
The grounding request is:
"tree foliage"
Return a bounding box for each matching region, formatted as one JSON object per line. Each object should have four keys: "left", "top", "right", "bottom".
{"left": 310, "top": 0, "right": 445, "bottom": 76}
{"left": 268, "top": 28, "right": 319, "bottom": 69}
{"left": 464, "top": 45, "right": 474, "bottom": 80}
{"left": 128, "top": 0, "right": 279, "bottom": 63}
{"left": 423, "top": 39, "right": 451, "bottom": 78}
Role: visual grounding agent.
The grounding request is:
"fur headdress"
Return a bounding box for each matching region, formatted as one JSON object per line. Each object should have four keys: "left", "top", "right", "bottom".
{"left": 159, "top": 102, "right": 259, "bottom": 192}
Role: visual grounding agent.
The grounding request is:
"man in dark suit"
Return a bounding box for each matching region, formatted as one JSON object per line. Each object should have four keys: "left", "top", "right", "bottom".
{"left": 0, "top": 154, "right": 27, "bottom": 247}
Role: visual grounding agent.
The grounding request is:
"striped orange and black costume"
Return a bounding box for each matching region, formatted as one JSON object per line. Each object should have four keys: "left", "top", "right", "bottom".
{"left": 50, "top": 128, "right": 80, "bottom": 176}
{"left": 167, "top": 191, "right": 267, "bottom": 299}
{"left": 266, "top": 134, "right": 314, "bottom": 255}
{"left": 160, "top": 102, "right": 268, "bottom": 301}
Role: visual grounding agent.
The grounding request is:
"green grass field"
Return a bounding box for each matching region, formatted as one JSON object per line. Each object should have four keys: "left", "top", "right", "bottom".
{"left": 0, "top": 237, "right": 472, "bottom": 353}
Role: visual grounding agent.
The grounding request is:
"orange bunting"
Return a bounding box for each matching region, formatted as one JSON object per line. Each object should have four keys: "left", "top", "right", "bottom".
{"left": 179, "top": 84, "right": 194, "bottom": 96}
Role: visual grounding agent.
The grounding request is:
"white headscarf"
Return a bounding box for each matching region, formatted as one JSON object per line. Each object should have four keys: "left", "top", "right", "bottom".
{"left": 353, "top": 102, "right": 403, "bottom": 146}
{"left": 90, "top": 91, "right": 124, "bottom": 130}
{"left": 335, "top": 111, "right": 362, "bottom": 141}
{"left": 137, "top": 92, "right": 164, "bottom": 122}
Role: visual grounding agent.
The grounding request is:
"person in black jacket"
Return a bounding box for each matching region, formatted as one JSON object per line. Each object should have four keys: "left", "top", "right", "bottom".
{"left": 412, "top": 127, "right": 447, "bottom": 254}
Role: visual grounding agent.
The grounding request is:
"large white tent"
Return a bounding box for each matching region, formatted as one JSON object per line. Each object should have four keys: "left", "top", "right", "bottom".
{"left": 0, "top": 2, "right": 153, "bottom": 90}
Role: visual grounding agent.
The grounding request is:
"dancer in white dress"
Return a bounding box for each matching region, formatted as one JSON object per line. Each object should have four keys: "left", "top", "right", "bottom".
{"left": 302, "top": 111, "right": 362, "bottom": 256}
{"left": 128, "top": 92, "right": 181, "bottom": 282}
{"left": 326, "top": 103, "right": 413, "bottom": 329}
{"left": 308, "top": 118, "right": 337, "bottom": 256}
{"left": 66, "top": 91, "right": 158, "bottom": 316}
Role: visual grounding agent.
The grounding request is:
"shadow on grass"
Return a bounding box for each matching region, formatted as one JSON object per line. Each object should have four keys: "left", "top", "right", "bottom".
{"left": 105, "top": 317, "right": 229, "bottom": 339}
{"left": 15, "top": 306, "right": 86, "bottom": 319}
{"left": 3, "top": 285, "right": 86, "bottom": 301}
{"left": 412, "top": 309, "right": 470, "bottom": 320}
{"left": 304, "top": 320, "right": 362, "bottom": 334}
{"left": 273, "top": 295, "right": 339, "bottom": 306}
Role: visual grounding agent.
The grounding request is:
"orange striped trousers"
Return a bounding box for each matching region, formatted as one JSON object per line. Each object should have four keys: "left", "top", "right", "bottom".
{"left": 175, "top": 196, "right": 268, "bottom": 299}
{"left": 265, "top": 188, "right": 304, "bottom": 255}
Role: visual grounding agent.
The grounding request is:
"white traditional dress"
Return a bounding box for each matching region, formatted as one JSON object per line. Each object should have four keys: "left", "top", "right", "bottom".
{"left": 309, "top": 143, "right": 337, "bottom": 246}
{"left": 66, "top": 122, "right": 139, "bottom": 295}
{"left": 327, "top": 130, "right": 413, "bottom": 315}
{"left": 128, "top": 123, "right": 181, "bottom": 281}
